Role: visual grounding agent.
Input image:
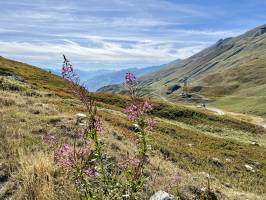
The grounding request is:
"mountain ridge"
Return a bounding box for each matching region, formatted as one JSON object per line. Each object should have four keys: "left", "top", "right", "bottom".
{"left": 99, "top": 24, "right": 266, "bottom": 116}
{"left": 47, "top": 64, "right": 169, "bottom": 91}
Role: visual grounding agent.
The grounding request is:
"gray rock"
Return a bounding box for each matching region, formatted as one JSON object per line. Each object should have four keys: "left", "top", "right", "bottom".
{"left": 150, "top": 191, "right": 176, "bottom": 200}
{"left": 210, "top": 157, "right": 223, "bottom": 167}
{"left": 245, "top": 164, "right": 255, "bottom": 172}
{"left": 75, "top": 113, "right": 87, "bottom": 119}
{"left": 75, "top": 113, "right": 87, "bottom": 123}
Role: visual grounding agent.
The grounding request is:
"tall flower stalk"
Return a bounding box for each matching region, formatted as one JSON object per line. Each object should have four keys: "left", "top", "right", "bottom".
{"left": 61, "top": 55, "right": 111, "bottom": 199}
{"left": 124, "top": 72, "right": 156, "bottom": 198}
{"left": 47, "top": 56, "right": 156, "bottom": 200}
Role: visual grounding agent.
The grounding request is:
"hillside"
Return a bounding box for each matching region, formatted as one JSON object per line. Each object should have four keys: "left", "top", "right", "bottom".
{"left": 0, "top": 56, "right": 71, "bottom": 96}
{"left": 99, "top": 24, "right": 266, "bottom": 116}
{"left": 0, "top": 56, "right": 266, "bottom": 199}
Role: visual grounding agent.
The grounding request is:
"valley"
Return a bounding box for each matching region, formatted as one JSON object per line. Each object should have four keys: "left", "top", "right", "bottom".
{"left": 99, "top": 24, "right": 266, "bottom": 118}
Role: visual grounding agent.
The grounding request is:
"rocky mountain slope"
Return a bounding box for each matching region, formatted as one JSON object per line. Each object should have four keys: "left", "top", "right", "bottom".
{"left": 99, "top": 24, "right": 266, "bottom": 116}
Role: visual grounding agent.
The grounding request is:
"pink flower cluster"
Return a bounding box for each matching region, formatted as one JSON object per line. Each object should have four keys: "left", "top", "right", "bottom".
{"left": 54, "top": 144, "right": 90, "bottom": 168}
{"left": 62, "top": 63, "right": 73, "bottom": 79}
{"left": 94, "top": 117, "right": 103, "bottom": 132}
{"left": 61, "top": 55, "right": 79, "bottom": 83}
{"left": 125, "top": 72, "right": 136, "bottom": 86}
{"left": 84, "top": 167, "right": 97, "bottom": 177}
{"left": 146, "top": 118, "right": 156, "bottom": 130}
{"left": 125, "top": 100, "right": 153, "bottom": 121}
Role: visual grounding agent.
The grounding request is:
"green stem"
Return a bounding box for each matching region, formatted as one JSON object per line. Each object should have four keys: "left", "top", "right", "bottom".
{"left": 92, "top": 129, "right": 108, "bottom": 186}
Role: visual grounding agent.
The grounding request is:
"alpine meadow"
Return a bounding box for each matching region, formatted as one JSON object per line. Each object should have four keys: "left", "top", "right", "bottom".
{"left": 0, "top": 1, "right": 266, "bottom": 200}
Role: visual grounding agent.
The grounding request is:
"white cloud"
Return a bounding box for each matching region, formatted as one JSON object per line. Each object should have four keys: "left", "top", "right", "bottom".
{"left": 0, "top": 0, "right": 249, "bottom": 69}
{"left": 0, "top": 38, "right": 208, "bottom": 69}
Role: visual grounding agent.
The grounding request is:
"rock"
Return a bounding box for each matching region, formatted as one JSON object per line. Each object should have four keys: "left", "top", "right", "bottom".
{"left": 251, "top": 141, "right": 259, "bottom": 146}
{"left": 150, "top": 191, "right": 176, "bottom": 200}
{"left": 225, "top": 158, "right": 232, "bottom": 163}
{"left": 11, "top": 75, "right": 24, "bottom": 82}
{"left": 131, "top": 123, "right": 141, "bottom": 132}
{"left": 75, "top": 113, "right": 87, "bottom": 123}
{"left": 187, "top": 143, "right": 194, "bottom": 147}
{"left": 210, "top": 157, "right": 223, "bottom": 167}
{"left": 245, "top": 164, "right": 255, "bottom": 172}
{"left": 78, "top": 122, "right": 86, "bottom": 126}
{"left": 234, "top": 192, "right": 245, "bottom": 197}
{"left": 75, "top": 113, "right": 87, "bottom": 119}
{"left": 34, "top": 103, "right": 48, "bottom": 107}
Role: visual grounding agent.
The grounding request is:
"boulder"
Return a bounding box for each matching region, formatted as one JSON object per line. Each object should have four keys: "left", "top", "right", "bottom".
{"left": 150, "top": 191, "right": 176, "bottom": 200}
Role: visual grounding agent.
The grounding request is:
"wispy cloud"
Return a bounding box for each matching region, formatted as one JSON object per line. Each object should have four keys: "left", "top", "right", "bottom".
{"left": 0, "top": 0, "right": 264, "bottom": 70}
{"left": 0, "top": 39, "right": 208, "bottom": 69}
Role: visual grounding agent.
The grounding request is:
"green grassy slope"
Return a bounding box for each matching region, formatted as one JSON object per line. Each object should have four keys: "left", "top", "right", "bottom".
{"left": 0, "top": 56, "right": 71, "bottom": 96}
{"left": 99, "top": 24, "right": 266, "bottom": 116}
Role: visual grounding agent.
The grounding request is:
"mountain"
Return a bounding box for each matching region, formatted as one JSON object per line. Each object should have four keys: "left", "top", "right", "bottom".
{"left": 85, "top": 64, "right": 166, "bottom": 91}
{"left": 46, "top": 64, "right": 166, "bottom": 91}
{"left": 99, "top": 24, "right": 266, "bottom": 116}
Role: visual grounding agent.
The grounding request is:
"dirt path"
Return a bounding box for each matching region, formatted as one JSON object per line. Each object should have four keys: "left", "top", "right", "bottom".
{"left": 151, "top": 89, "right": 266, "bottom": 129}
{"left": 205, "top": 107, "right": 225, "bottom": 115}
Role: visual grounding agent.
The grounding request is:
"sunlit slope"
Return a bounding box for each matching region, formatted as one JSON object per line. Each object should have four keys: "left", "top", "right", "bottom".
{"left": 0, "top": 56, "right": 71, "bottom": 96}
{"left": 99, "top": 24, "right": 266, "bottom": 116}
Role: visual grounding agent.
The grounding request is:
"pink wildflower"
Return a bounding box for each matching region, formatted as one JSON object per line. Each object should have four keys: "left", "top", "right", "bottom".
{"left": 84, "top": 167, "right": 97, "bottom": 177}
{"left": 125, "top": 100, "right": 153, "bottom": 121}
{"left": 146, "top": 118, "right": 156, "bottom": 130}
{"left": 94, "top": 117, "right": 103, "bottom": 132}
{"left": 54, "top": 144, "right": 90, "bottom": 168}
{"left": 125, "top": 104, "right": 142, "bottom": 120}
{"left": 125, "top": 72, "right": 137, "bottom": 96}
{"left": 61, "top": 55, "right": 79, "bottom": 83}
{"left": 62, "top": 65, "right": 73, "bottom": 78}
{"left": 125, "top": 72, "right": 136, "bottom": 85}
{"left": 143, "top": 100, "right": 153, "bottom": 110}
{"left": 54, "top": 144, "right": 74, "bottom": 167}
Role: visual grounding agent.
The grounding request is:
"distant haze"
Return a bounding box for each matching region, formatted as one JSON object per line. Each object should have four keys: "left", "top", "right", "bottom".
{"left": 48, "top": 63, "right": 168, "bottom": 91}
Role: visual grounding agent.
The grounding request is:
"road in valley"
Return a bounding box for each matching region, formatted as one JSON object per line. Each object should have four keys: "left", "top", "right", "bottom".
{"left": 152, "top": 90, "right": 266, "bottom": 129}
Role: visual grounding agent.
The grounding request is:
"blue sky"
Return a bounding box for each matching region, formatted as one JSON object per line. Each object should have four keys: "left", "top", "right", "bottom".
{"left": 0, "top": 0, "right": 266, "bottom": 70}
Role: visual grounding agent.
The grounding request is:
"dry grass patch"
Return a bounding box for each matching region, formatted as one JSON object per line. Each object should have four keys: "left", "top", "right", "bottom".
{"left": 12, "top": 152, "right": 78, "bottom": 200}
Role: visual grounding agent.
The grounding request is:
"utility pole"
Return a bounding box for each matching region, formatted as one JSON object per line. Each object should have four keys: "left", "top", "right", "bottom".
{"left": 183, "top": 77, "right": 188, "bottom": 95}
{"left": 181, "top": 77, "right": 189, "bottom": 98}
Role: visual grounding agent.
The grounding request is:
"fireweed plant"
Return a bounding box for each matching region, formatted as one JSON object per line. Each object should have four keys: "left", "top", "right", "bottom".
{"left": 44, "top": 56, "right": 156, "bottom": 200}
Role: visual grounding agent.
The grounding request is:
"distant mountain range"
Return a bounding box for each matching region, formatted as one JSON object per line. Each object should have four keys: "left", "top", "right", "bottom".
{"left": 99, "top": 24, "right": 266, "bottom": 116}
{"left": 46, "top": 63, "right": 171, "bottom": 91}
